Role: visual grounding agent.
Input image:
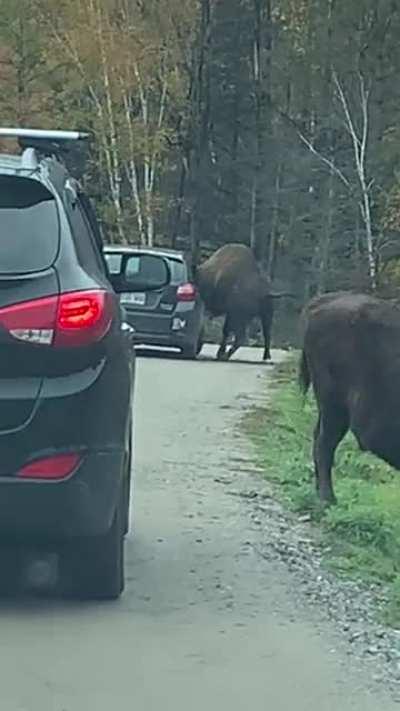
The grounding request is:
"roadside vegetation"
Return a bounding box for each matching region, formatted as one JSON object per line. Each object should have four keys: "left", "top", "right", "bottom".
{"left": 245, "top": 357, "right": 400, "bottom": 626}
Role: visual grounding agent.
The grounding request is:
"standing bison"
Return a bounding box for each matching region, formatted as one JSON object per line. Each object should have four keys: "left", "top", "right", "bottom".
{"left": 300, "top": 291, "right": 400, "bottom": 505}
{"left": 194, "top": 243, "right": 285, "bottom": 361}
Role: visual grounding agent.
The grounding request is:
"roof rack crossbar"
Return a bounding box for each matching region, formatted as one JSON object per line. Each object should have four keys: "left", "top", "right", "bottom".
{"left": 0, "top": 128, "right": 90, "bottom": 141}
{"left": 0, "top": 128, "right": 91, "bottom": 179}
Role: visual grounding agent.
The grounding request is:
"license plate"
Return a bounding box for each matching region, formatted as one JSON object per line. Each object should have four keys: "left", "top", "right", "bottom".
{"left": 120, "top": 292, "right": 146, "bottom": 306}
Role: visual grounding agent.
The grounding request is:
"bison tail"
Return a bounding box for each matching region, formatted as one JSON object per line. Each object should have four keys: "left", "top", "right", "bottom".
{"left": 299, "top": 350, "right": 311, "bottom": 396}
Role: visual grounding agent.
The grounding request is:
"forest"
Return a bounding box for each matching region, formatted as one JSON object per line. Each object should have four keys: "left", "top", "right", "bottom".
{"left": 1, "top": 0, "right": 400, "bottom": 342}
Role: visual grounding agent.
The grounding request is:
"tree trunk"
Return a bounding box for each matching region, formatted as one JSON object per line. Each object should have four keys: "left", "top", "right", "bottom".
{"left": 189, "top": 0, "right": 212, "bottom": 268}
{"left": 122, "top": 90, "right": 146, "bottom": 245}
{"left": 251, "top": 0, "right": 272, "bottom": 263}
{"left": 171, "top": 157, "right": 188, "bottom": 250}
{"left": 316, "top": 0, "right": 335, "bottom": 293}
{"left": 267, "top": 162, "right": 282, "bottom": 280}
{"left": 96, "top": 3, "right": 125, "bottom": 242}
{"left": 250, "top": 176, "right": 257, "bottom": 253}
{"left": 317, "top": 170, "right": 335, "bottom": 293}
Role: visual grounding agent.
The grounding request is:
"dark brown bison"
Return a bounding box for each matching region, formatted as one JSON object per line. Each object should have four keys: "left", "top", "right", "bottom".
{"left": 300, "top": 291, "right": 400, "bottom": 504}
{"left": 194, "top": 243, "right": 287, "bottom": 361}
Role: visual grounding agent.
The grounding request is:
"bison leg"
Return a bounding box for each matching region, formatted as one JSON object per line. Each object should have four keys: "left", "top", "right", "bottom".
{"left": 313, "top": 407, "right": 348, "bottom": 505}
{"left": 216, "top": 316, "right": 230, "bottom": 360}
{"left": 226, "top": 323, "right": 246, "bottom": 361}
{"left": 260, "top": 301, "right": 273, "bottom": 361}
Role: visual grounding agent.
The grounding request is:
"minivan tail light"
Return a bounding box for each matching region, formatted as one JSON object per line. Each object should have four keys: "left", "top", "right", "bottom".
{"left": 0, "top": 290, "right": 113, "bottom": 348}
{"left": 18, "top": 453, "right": 82, "bottom": 480}
{"left": 176, "top": 283, "right": 197, "bottom": 302}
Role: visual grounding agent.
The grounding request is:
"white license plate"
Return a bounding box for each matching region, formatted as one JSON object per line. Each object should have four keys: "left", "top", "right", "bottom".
{"left": 120, "top": 292, "right": 146, "bottom": 306}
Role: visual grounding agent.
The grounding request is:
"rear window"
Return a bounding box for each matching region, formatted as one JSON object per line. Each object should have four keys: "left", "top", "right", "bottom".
{"left": 104, "top": 251, "right": 188, "bottom": 286}
{"left": 104, "top": 252, "right": 122, "bottom": 275}
{"left": 125, "top": 254, "right": 168, "bottom": 287}
{"left": 0, "top": 176, "right": 59, "bottom": 274}
{"left": 167, "top": 258, "right": 187, "bottom": 285}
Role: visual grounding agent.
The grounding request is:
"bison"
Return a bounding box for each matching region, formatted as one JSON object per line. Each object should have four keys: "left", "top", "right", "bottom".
{"left": 300, "top": 291, "right": 400, "bottom": 505}
{"left": 194, "top": 243, "right": 286, "bottom": 361}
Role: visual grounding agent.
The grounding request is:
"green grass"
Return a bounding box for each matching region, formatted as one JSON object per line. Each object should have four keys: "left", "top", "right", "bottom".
{"left": 244, "top": 358, "right": 400, "bottom": 625}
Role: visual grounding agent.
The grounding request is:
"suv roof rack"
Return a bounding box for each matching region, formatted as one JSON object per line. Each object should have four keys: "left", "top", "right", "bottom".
{"left": 0, "top": 128, "right": 90, "bottom": 142}
{"left": 0, "top": 128, "right": 91, "bottom": 179}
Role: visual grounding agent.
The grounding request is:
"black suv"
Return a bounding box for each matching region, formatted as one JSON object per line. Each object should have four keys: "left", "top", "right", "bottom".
{"left": 0, "top": 128, "right": 168, "bottom": 599}
{"left": 104, "top": 246, "right": 205, "bottom": 358}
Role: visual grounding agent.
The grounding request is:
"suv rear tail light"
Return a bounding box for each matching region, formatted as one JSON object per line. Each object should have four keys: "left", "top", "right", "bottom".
{"left": 56, "top": 291, "right": 113, "bottom": 347}
{"left": 176, "top": 283, "right": 197, "bottom": 302}
{"left": 0, "top": 290, "right": 113, "bottom": 348}
{"left": 18, "top": 453, "right": 82, "bottom": 480}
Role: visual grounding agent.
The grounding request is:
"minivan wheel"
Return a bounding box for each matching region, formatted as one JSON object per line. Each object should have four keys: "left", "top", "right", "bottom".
{"left": 63, "top": 490, "right": 125, "bottom": 601}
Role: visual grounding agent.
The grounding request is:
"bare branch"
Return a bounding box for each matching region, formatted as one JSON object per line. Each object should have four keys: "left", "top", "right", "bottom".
{"left": 333, "top": 69, "right": 376, "bottom": 288}
{"left": 359, "top": 73, "right": 370, "bottom": 175}
{"left": 333, "top": 71, "right": 362, "bottom": 174}
{"left": 273, "top": 105, "right": 351, "bottom": 189}
{"left": 297, "top": 132, "right": 351, "bottom": 188}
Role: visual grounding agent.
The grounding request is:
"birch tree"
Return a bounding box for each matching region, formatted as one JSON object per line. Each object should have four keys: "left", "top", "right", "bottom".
{"left": 288, "top": 70, "right": 376, "bottom": 290}
{"left": 116, "top": 0, "right": 185, "bottom": 246}
{"left": 39, "top": 0, "right": 126, "bottom": 241}
{"left": 38, "top": 0, "right": 196, "bottom": 245}
{"left": 334, "top": 73, "right": 376, "bottom": 288}
{"left": 112, "top": 0, "right": 197, "bottom": 246}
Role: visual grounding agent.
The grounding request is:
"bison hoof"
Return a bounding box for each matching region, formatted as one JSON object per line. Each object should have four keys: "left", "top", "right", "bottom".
{"left": 216, "top": 351, "right": 225, "bottom": 361}
{"left": 319, "top": 493, "right": 337, "bottom": 508}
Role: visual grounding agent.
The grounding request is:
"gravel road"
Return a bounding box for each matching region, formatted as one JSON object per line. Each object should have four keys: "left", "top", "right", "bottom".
{"left": 0, "top": 345, "right": 398, "bottom": 710}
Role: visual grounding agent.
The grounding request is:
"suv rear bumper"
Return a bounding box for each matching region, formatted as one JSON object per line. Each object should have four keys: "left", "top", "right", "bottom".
{"left": 124, "top": 304, "right": 202, "bottom": 351}
{"left": 133, "top": 331, "right": 195, "bottom": 350}
{"left": 0, "top": 450, "right": 125, "bottom": 542}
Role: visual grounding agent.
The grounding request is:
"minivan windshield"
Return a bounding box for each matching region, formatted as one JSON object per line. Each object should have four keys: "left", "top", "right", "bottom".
{"left": 0, "top": 176, "right": 59, "bottom": 275}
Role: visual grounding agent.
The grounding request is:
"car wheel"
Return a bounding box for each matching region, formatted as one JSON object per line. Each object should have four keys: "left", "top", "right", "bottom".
{"left": 123, "top": 428, "right": 133, "bottom": 535}
{"left": 196, "top": 330, "right": 204, "bottom": 356}
{"left": 62, "top": 488, "right": 125, "bottom": 601}
{"left": 181, "top": 343, "right": 197, "bottom": 359}
{"left": 0, "top": 546, "right": 21, "bottom": 595}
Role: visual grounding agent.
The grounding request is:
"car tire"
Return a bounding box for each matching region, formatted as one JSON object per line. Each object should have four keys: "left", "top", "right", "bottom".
{"left": 182, "top": 330, "right": 204, "bottom": 360}
{"left": 123, "top": 428, "right": 133, "bottom": 535}
{"left": 181, "top": 342, "right": 197, "bottom": 359}
{"left": 196, "top": 330, "right": 204, "bottom": 356}
{"left": 62, "top": 487, "right": 125, "bottom": 601}
{"left": 0, "top": 545, "right": 21, "bottom": 595}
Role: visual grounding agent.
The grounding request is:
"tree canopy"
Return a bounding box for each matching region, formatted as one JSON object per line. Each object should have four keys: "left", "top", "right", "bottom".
{"left": 1, "top": 0, "right": 400, "bottom": 339}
